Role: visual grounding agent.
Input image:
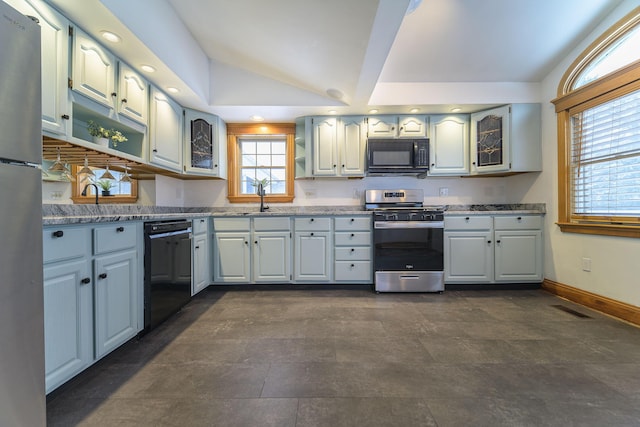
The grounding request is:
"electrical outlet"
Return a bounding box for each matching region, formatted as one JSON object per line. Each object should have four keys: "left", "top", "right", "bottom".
{"left": 305, "top": 190, "right": 316, "bottom": 197}
{"left": 439, "top": 187, "right": 449, "bottom": 197}
{"left": 582, "top": 257, "right": 592, "bottom": 272}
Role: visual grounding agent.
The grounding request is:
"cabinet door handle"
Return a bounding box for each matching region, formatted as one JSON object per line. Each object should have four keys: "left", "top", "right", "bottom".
{"left": 350, "top": 218, "right": 354, "bottom": 222}
{"left": 52, "top": 230, "right": 64, "bottom": 238}
{"left": 351, "top": 233, "right": 355, "bottom": 237}
{"left": 111, "top": 92, "right": 117, "bottom": 97}
{"left": 517, "top": 217, "right": 522, "bottom": 221}
{"left": 61, "top": 114, "right": 69, "bottom": 120}
{"left": 351, "top": 248, "right": 355, "bottom": 252}
{"left": 350, "top": 264, "right": 355, "bottom": 268}
{"left": 153, "top": 149, "right": 158, "bottom": 153}
{"left": 310, "top": 218, "right": 314, "bottom": 222}
{"left": 244, "top": 241, "right": 248, "bottom": 245}
{"left": 465, "top": 217, "right": 470, "bottom": 221}
{"left": 80, "top": 277, "right": 91, "bottom": 284}
{"left": 254, "top": 241, "right": 258, "bottom": 244}
{"left": 121, "top": 98, "right": 127, "bottom": 103}
{"left": 310, "top": 232, "right": 314, "bottom": 236}
{"left": 98, "top": 273, "right": 107, "bottom": 279}
{"left": 195, "top": 245, "right": 200, "bottom": 249}
{"left": 487, "top": 240, "right": 492, "bottom": 244}
{"left": 116, "top": 226, "right": 125, "bottom": 232}
{"left": 496, "top": 240, "right": 501, "bottom": 244}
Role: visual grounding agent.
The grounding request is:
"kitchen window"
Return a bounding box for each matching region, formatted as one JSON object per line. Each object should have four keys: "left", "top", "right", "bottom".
{"left": 71, "top": 166, "right": 138, "bottom": 204}
{"left": 553, "top": 7, "right": 640, "bottom": 238}
{"left": 226, "top": 123, "right": 295, "bottom": 203}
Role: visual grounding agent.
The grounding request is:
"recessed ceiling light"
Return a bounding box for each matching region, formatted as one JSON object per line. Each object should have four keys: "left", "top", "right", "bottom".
{"left": 369, "top": 109, "right": 379, "bottom": 114}
{"left": 328, "top": 110, "right": 337, "bottom": 115}
{"left": 140, "top": 64, "right": 156, "bottom": 73}
{"left": 250, "top": 115, "right": 265, "bottom": 122}
{"left": 451, "top": 107, "right": 462, "bottom": 113}
{"left": 100, "top": 31, "right": 121, "bottom": 43}
{"left": 167, "top": 87, "right": 180, "bottom": 94}
{"left": 410, "top": 108, "right": 420, "bottom": 113}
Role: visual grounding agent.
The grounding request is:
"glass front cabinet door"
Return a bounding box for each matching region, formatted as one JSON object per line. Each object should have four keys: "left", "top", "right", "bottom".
{"left": 183, "top": 109, "right": 227, "bottom": 177}
{"left": 470, "top": 105, "right": 510, "bottom": 174}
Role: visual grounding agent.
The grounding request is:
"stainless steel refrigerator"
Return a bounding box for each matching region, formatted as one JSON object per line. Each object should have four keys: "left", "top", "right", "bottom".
{"left": 0, "top": 1, "right": 46, "bottom": 426}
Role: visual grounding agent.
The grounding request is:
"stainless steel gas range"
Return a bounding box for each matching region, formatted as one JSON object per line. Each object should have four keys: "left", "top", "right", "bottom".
{"left": 365, "top": 189, "right": 444, "bottom": 293}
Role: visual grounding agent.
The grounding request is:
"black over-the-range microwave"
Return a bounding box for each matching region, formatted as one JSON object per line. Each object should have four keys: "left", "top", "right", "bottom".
{"left": 367, "top": 138, "right": 429, "bottom": 173}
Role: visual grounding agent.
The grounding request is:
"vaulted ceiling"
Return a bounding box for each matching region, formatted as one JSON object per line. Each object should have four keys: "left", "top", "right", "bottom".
{"left": 48, "top": 0, "right": 622, "bottom": 121}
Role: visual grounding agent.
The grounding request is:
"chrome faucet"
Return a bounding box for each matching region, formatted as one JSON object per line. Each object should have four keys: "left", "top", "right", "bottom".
{"left": 257, "top": 182, "right": 268, "bottom": 212}
{"left": 82, "top": 183, "right": 99, "bottom": 205}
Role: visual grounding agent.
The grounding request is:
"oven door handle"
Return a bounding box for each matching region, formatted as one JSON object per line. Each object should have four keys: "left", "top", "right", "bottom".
{"left": 148, "top": 229, "right": 192, "bottom": 239}
{"left": 374, "top": 221, "right": 444, "bottom": 229}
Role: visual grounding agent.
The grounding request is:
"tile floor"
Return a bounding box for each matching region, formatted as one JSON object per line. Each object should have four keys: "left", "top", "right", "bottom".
{"left": 47, "top": 287, "right": 640, "bottom": 426}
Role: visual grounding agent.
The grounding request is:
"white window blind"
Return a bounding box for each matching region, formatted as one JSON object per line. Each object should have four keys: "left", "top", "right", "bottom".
{"left": 570, "top": 88, "right": 640, "bottom": 217}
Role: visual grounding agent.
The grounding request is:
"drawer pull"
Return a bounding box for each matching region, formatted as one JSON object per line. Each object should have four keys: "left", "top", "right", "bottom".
{"left": 350, "top": 264, "right": 355, "bottom": 268}
{"left": 80, "top": 277, "right": 91, "bottom": 284}
{"left": 310, "top": 218, "right": 314, "bottom": 222}
{"left": 350, "top": 218, "right": 354, "bottom": 222}
{"left": 195, "top": 245, "right": 200, "bottom": 249}
{"left": 496, "top": 240, "right": 501, "bottom": 244}
{"left": 465, "top": 217, "right": 470, "bottom": 221}
{"left": 517, "top": 217, "right": 522, "bottom": 221}
{"left": 98, "top": 273, "right": 107, "bottom": 280}
{"left": 351, "top": 233, "right": 355, "bottom": 237}
{"left": 487, "top": 240, "right": 492, "bottom": 244}
{"left": 351, "top": 248, "right": 355, "bottom": 252}
{"left": 310, "top": 232, "right": 314, "bottom": 236}
{"left": 52, "top": 230, "right": 64, "bottom": 238}
{"left": 116, "top": 226, "right": 125, "bottom": 232}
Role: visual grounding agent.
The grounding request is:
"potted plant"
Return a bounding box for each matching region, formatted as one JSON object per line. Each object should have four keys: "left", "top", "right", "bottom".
{"left": 87, "top": 120, "right": 128, "bottom": 148}
{"left": 96, "top": 179, "right": 115, "bottom": 196}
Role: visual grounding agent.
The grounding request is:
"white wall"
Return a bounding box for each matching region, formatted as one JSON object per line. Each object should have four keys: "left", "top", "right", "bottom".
{"left": 178, "top": 175, "right": 513, "bottom": 209}
{"left": 514, "top": 0, "right": 640, "bottom": 307}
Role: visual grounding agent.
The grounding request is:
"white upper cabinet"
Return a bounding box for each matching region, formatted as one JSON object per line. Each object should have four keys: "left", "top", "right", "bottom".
{"left": 5, "top": 0, "right": 70, "bottom": 136}
{"left": 428, "top": 114, "right": 470, "bottom": 176}
{"left": 310, "top": 116, "right": 366, "bottom": 177}
{"left": 367, "top": 115, "right": 427, "bottom": 138}
{"left": 149, "top": 86, "right": 183, "bottom": 172}
{"left": 117, "top": 62, "right": 148, "bottom": 125}
{"left": 72, "top": 28, "right": 149, "bottom": 126}
{"left": 398, "top": 115, "right": 427, "bottom": 138}
{"left": 470, "top": 104, "right": 541, "bottom": 175}
{"left": 337, "top": 116, "right": 366, "bottom": 176}
{"left": 312, "top": 117, "right": 338, "bottom": 176}
{"left": 72, "top": 28, "right": 116, "bottom": 109}
{"left": 183, "top": 109, "right": 227, "bottom": 177}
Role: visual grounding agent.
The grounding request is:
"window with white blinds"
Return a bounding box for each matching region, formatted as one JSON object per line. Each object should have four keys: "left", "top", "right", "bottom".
{"left": 570, "top": 88, "right": 640, "bottom": 217}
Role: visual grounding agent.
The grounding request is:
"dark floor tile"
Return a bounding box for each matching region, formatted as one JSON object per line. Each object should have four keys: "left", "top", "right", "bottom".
{"left": 542, "top": 397, "right": 640, "bottom": 427}
{"left": 296, "top": 397, "right": 437, "bottom": 427}
{"left": 586, "top": 363, "right": 640, "bottom": 398}
{"left": 420, "top": 337, "right": 529, "bottom": 364}
{"left": 240, "top": 337, "right": 336, "bottom": 364}
{"left": 426, "top": 396, "right": 550, "bottom": 427}
{"left": 163, "top": 397, "right": 298, "bottom": 427}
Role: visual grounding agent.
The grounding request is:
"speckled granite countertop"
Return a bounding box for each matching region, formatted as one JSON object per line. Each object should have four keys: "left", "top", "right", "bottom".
{"left": 42, "top": 203, "right": 545, "bottom": 225}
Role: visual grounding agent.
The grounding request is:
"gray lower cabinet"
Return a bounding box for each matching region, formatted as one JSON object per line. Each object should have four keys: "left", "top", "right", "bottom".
{"left": 294, "top": 217, "right": 332, "bottom": 282}
{"left": 192, "top": 217, "right": 211, "bottom": 295}
{"left": 212, "top": 217, "right": 291, "bottom": 283}
{"left": 42, "top": 222, "right": 142, "bottom": 393}
{"left": 333, "top": 216, "right": 372, "bottom": 283}
{"left": 444, "top": 214, "right": 543, "bottom": 284}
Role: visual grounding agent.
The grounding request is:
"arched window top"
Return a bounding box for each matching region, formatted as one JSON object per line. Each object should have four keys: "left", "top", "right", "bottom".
{"left": 572, "top": 24, "right": 640, "bottom": 89}
{"left": 559, "top": 7, "right": 640, "bottom": 96}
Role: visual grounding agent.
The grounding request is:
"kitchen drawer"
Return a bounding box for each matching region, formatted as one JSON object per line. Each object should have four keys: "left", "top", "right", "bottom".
{"left": 93, "top": 223, "right": 137, "bottom": 254}
{"left": 192, "top": 217, "right": 209, "bottom": 234}
{"left": 334, "top": 216, "right": 371, "bottom": 231}
{"left": 213, "top": 217, "right": 250, "bottom": 231}
{"left": 43, "top": 226, "right": 89, "bottom": 264}
{"left": 494, "top": 215, "right": 542, "bottom": 230}
{"left": 335, "top": 261, "right": 372, "bottom": 282}
{"left": 335, "top": 247, "right": 371, "bottom": 261}
{"left": 294, "top": 217, "right": 331, "bottom": 231}
{"left": 444, "top": 215, "right": 492, "bottom": 231}
{"left": 254, "top": 216, "right": 291, "bottom": 231}
{"left": 334, "top": 231, "right": 371, "bottom": 246}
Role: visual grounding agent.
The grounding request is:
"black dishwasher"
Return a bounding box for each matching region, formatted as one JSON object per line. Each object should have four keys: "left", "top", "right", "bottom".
{"left": 143, "top": 220, "right": 192, "bottom": 333}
